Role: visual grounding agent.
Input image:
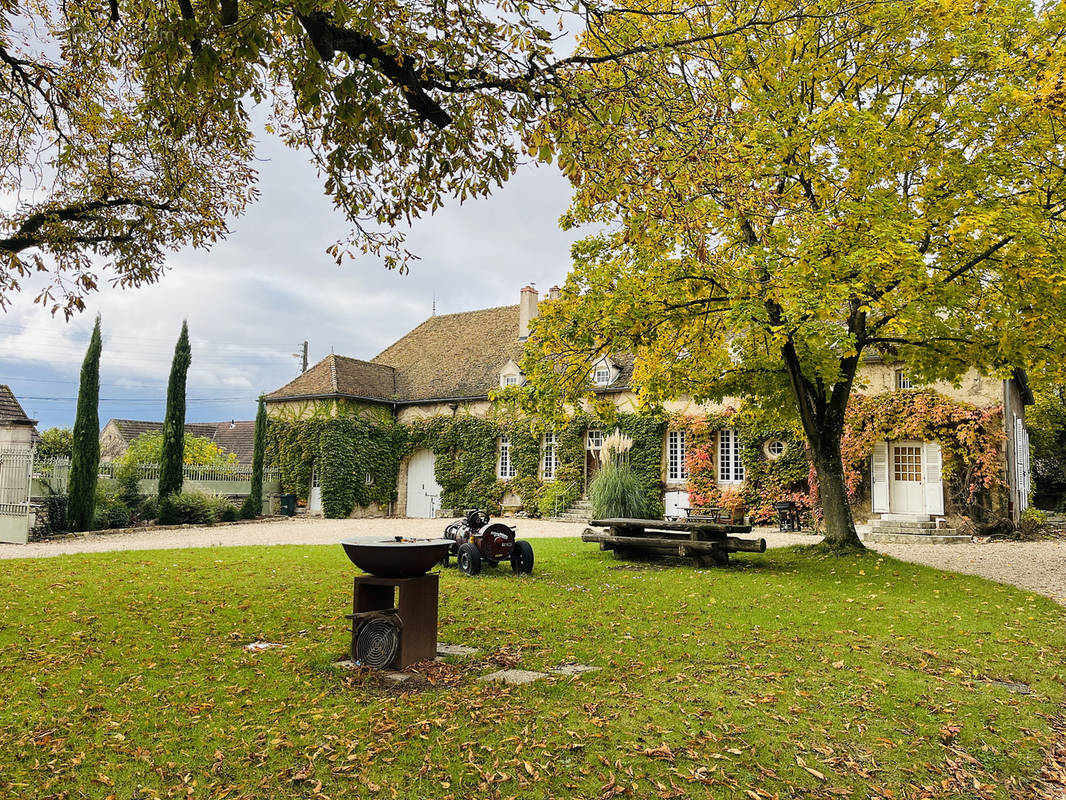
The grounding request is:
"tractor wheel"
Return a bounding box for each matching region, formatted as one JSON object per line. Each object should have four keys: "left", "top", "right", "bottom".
{"left": 457, "top": 542, "right": 482, "bottom": 576}
{"left": 510, "top": 540, "right": 534, "bottom": 574}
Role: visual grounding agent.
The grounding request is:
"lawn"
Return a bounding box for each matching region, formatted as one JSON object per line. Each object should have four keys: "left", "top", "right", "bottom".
{"left": 1, "top": 539, "right": 1063, "bottom": 800}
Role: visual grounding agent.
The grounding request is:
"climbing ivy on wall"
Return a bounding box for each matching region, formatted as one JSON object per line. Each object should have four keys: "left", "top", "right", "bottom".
{"left": 268, "top": 415, "right": 406, "bottom": 518}
{"left": 672, "top": 407, "right": 812, "bottom": 524}
{"left": 410, "top": 415, "right": 504, "bottom": 513}
{"left": 611, "top": 413, "right": 669, "bottom": 518}
{"left": 842, "top": 391, "right": 1005, "bottom": 519}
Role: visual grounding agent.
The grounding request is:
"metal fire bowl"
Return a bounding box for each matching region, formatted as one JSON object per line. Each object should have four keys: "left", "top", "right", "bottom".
{"left": 340, "top": 537, "right": 452, "bottom": 578}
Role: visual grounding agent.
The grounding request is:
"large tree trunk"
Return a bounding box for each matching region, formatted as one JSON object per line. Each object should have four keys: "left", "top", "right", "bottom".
{"left": 809, "top": 432, "right": 863, "bottom": 550}
{"left": 778, "top": 339, "right": 865, "bottom": 551}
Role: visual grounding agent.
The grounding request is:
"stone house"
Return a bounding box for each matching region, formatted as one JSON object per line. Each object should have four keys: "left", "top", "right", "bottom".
{"left": 0, "top": 385, "right": 38, "bottom": 544}
{"left": 264, "top": 287, "right": 1032, "bottom": 525}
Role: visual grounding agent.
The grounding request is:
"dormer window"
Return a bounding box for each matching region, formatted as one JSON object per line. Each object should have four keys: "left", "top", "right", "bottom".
{"left": 499, "top": 360, "right": 525, "bottom": 388}
{"left": 593, "top": 366, "right": 611, "bottom": 385}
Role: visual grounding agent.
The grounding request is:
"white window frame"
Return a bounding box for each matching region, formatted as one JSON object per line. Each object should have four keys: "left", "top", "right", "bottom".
{"left": 766, "top": 440, "right": 786, "bottom": 458}
{"left": 592, "top": 366, "right": 611, "bottom": 386}
{"left": 587, "top": 429, "right": 603, "bottom": 451}
{"left": 542, "top": 432, "right": 558, "bottom": 480}
{"left": 667, "top": 430, "right": 687, "bottom": 481}
{"left": 498, "top": 434, "right": 516, "bottom": 479}
{"left": 501, "top": 373, "right": 522, "bottom": 387}
{"left": 365, "top": 471, "right": 374, "bottom": 486}
{"left": 718, "top": 428, "right": 745, "bottom": 484}
{"left": 895, "top": 369, "right": 912, "bottom": 390}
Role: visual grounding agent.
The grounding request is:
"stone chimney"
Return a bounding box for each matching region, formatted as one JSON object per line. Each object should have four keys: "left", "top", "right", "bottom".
{"left": 519, "top": 285, "right": 539, "bottom": 340}
{"left": 548, "top": 285, "right": 561, "bottom": 301}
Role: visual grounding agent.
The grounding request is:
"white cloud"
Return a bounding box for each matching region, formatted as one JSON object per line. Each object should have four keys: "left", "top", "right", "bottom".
{"left": 1, "top": 134, "right": 582, "bottom": 429}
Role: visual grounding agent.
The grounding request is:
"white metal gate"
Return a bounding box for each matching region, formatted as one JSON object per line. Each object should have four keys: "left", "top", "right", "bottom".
{"left": 0, "top": 447, "right": 33, "bottom": 544}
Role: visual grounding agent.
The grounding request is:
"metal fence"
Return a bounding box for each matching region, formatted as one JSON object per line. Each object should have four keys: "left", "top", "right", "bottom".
{"left": 1, "top": 448, "right": 33, "bottom": 514}
{"left": 33, "top": 459, "right": 279, "bottom": 495}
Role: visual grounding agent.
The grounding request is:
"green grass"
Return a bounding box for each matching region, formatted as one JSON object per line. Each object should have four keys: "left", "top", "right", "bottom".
{"left": 1, "top": 540, "right": 1064, "bottom": 799}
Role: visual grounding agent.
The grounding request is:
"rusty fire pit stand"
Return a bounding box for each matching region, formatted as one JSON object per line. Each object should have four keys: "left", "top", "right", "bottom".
{"left": 347, "top": 573, "right": 439, "bottom": 669}
{"left": 582, "top": 517, "right": 766, "bottom": 567}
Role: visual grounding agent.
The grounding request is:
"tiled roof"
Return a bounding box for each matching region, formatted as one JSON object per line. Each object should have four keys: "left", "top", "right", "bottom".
{"left": 210, "top": 420, "right": 256, "bottom": 465}
{"left": 110, "top": 419, "right": 217, "bottom": 442}
{"left": 0, "top": 385, "right": 37, "bottom": 426}
{"left": 263, "top": 302, "right": 636, "bottom": 406}
{"left": 372, "top": 305, "right": 525, "bottom": 401}
{"left": 264, "top": 354, "right": 397, "bottom": 402}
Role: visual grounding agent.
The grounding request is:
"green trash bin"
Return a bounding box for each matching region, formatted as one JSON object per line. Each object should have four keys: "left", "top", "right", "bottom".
{"left": 280, "top": 494, "right": 297, "bottom": 516}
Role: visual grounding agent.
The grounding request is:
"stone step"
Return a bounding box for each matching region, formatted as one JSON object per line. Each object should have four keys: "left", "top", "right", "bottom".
{"left": 863, "top": 531, "right": 968, "bottom": 545}
{"left": 871, "top": 522, "right": 939, "bottom": 532}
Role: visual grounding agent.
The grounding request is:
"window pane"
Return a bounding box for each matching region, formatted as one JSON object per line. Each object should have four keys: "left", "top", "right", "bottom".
{"left": 892, "top": 446, "right": 921, "bottom": 482}
{"left": 668, "top": 430, "right": 687, "bottom": 481}
{"left": 499, "top": 435, "right": 515, "bottom": 479}
{"left": 543, "top": 432, "right": 557, "bottom": 480}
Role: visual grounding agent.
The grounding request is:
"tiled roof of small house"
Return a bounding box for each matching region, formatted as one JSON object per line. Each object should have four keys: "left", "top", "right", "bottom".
{"left": 0, "top": 385, "right": 37, "bottom": 426}
{"left": 211, "top": 420, "right": 257, "bottom": 465}
{"left": 110, "top": 419, "right": 218, "bottom": 442}
{"left": 264, "top": 354, "right": 397, "bottom": 401}
{"left": 372, "top": 305, "right": 526, "bottom": 401}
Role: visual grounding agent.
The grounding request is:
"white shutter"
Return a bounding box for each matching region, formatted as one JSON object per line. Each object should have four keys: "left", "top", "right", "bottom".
{"left": 923, "top": 442, "right": 944, "bottom": 516}
{"left": 871, "top": 442, "right": 889, "bottom": 513}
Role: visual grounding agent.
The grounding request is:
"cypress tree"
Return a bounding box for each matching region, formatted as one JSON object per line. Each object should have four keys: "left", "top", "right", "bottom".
{"left": 67, "top": 316, "right": 102, "bottom": 532}
{"left": 158, "top": 320, "right": 191, "bottom": 501}
{"left": 241, "top": 396, "right": 267, "bottom": 518}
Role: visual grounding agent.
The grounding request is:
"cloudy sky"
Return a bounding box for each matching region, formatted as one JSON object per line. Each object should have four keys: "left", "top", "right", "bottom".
{"left": 0, "top": 134, "right": 582, "bottom": 431}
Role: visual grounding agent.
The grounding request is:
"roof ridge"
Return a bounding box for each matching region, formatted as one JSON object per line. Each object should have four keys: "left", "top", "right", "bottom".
{"left": 372, "top": 303, "right": 520, "bottom": 362}
{"left": 328, "top": 353, "right": 338, "bottom": 393}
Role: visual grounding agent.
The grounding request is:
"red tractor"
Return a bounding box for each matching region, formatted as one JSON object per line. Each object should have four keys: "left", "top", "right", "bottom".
{"left": 442, "top": 509, "right": 534, "bottom": 576}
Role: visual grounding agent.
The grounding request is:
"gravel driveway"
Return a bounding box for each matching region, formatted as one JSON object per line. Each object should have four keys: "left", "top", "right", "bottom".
{"left": 2, "top": 517, "right": 1064, "bottom": 606}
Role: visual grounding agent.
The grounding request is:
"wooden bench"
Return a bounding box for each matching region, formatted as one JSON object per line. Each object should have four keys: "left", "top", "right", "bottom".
{"left": 581, "top": 517, "right": 766, "bottom": 567}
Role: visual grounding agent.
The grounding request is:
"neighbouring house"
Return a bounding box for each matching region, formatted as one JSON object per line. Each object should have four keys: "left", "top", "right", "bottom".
{"left": 1, "top": 385, "right": 39, "bottom": 543}
{"left": 99, "top": 419, "right": 256, "bottom": 464}
{"left": 0, "top": 385, "right": 38, "bottom": 449}
{"left": 264, "top": 287, "right": 1033, "bottom": 528}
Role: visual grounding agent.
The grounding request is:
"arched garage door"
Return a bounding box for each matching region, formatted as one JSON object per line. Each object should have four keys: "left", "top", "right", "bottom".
{"left": 406, "top": 449, "right": 442, "bottom": 518}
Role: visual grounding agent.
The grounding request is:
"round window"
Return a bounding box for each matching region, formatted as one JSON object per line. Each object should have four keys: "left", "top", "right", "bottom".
{"left": 766, "top": 440, "right": 786, "bottom": 458}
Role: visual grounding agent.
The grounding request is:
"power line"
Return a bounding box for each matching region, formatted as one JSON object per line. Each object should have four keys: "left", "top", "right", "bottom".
{"left": 18, "top": 395, "right": 255, "bottom": 402}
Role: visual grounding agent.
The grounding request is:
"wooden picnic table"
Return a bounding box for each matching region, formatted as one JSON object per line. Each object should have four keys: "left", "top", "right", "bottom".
{"left": 582, "top": 517, "right": 765, "bottom": 567}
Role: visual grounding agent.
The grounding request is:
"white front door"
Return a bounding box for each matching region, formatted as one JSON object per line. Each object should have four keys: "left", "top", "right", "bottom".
{"left": 308, "top": 467, "right": 322, "bottom": 514}
{"left": 406, "top": 449, "right": 442, "bottom": 518}
{"left": 890, "top": 442, "right": 925, "bottom": 515}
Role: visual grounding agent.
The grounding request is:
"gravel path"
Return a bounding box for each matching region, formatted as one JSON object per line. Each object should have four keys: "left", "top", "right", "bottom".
{"left": 870, "top": 539, "right": 1066, "bottom": 606}
{"left": 0, "top": 516, "right": 813, "bottom": 559}
{"left": 3, "top": 517, "right": 1064, "bottom": 606}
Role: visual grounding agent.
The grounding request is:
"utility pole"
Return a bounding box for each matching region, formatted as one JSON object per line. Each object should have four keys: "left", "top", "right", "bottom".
{"left": 293, "top": 340, "right": 308, "bottom": 373}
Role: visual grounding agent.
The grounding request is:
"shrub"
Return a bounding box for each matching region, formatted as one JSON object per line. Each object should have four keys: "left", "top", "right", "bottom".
{"left": 157, "top": 490, "right": 215, "bottom": 525}
{"left": 113, "top": 461, "right": 144, "bottom": 514}
{"left": 91, "top": 481, "right": 131, "bottom": 530}
{"left": 538, "top": 481, "right": 580, "bottom": 518}
{"left": 238, "top": 496, "right": 257, "bottom": 520}
{"left": 1018, "top": 507, "right": 1048, "bottom": 541}
{"left": 141, "top": 495, "right": 158, "bottom": 522}
{"left": 41, "top": 495, "right": 68, "bottom": 536}
{"left": 589, "top": 463, "right": 647, "bottom": 519}
{"left": 204, "top": 494, "right": 237, "bottom": 522}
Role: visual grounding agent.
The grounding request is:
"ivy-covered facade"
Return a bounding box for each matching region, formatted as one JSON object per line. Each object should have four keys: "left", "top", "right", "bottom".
{"left": 264, "top": 287, "right": 1033, "bottom": 525}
